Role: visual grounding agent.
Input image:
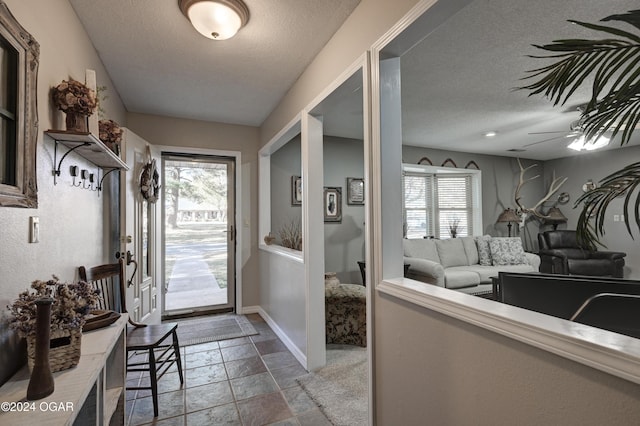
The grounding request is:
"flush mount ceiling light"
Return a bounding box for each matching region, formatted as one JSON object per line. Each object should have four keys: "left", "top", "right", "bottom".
{"left": 179, "top": 0, "right": 249, "bottom": 40}
{"left": 484, "top": 131, "right": 497, "bottom": 138}
{"left": 567, "top": 134, "right": 610, "bottom": 151}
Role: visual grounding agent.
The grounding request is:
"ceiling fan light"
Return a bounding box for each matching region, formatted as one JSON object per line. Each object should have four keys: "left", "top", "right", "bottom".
{"left": 179, "top": 0, "right": 249, "bottom": 40}
{"left": 567, "top": 135, "right": 610, "bottom": 151}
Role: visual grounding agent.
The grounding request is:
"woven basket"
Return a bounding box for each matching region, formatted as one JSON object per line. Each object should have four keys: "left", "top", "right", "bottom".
{"left": 27, "top": 327, "right": 82, "bottom": 373}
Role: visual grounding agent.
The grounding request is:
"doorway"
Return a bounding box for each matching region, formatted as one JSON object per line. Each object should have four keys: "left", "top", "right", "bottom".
{"left": 161, "top": 153, "right": 236, "bottom": 318}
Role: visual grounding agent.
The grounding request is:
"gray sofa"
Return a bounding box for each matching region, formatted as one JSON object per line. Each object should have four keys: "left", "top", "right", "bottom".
{"left": 403, "top": 236, "right": 540, "bottom": 294}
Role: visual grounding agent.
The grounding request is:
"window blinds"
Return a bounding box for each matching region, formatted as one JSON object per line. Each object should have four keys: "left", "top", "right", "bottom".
{"left": 403, "top": 172, "right": 473, "bottom": 239}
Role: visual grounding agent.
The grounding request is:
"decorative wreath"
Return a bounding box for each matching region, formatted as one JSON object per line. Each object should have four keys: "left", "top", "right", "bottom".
{"left": 140, "top": 158, "right": 160, "bottom": 203}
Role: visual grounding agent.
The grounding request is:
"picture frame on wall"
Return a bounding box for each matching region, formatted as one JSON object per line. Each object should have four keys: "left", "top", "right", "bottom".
{"left": 324, "top": 187, "right": 342, "bottom": 222}
{"left": 291, "top": 175, "right": 302, "bottom": 205}
{"left": 347, "top": 177, "right": 364, "bottom": 205}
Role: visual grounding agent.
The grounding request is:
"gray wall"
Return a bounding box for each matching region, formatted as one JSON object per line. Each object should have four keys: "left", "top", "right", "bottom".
{"left": 402, "top": 145, "right": 546, "bottom": 251}
{"left": 544, "top": 145, "right": 640, "bottom": 279}
{"left": 375, "top": 294, "right": 640, "bottom": 425}
{"left": 126, "top": 113, "right": 261, "bottom": 306}
{"left": 270, "top": 135, "right": 302, "bottom": 245}
{"left": 0, "top": 0, "right": 126, "bottom": 385}
{"left": 270, "top": 135, "right": 365, "bottom": 283}
{"left": 324, "top": 137, "right": 365, "bottom": 284}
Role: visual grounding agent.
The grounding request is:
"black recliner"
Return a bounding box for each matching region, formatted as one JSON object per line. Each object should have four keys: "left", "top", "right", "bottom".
{"left": 538, "top": 230, "right": 626, "bottom": 278}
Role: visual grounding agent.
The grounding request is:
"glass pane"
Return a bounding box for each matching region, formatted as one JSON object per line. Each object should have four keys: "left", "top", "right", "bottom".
{"left": 142, "top": 200, "right": 149, "bottom": 278}
{"left": 164, "top": 158, "right": 229, "bottom": 312}
{"left": 406, "top": 209, "right": 428, "bottom": 239}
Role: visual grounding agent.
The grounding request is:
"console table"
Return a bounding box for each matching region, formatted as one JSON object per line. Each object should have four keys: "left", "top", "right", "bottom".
{"left": 0, "top": 315, "right": 126, "bottom": 425}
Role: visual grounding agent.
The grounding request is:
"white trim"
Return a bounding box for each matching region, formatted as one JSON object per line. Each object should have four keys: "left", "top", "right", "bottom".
{"left": 259, "top": 113, "right": 302, "bottom": 156}
{"left": 306, "top": 53, "right": 369, "bottom": 114}
{"left": 244, "top": 306, "right": 308, "bottom": 369}
{"left": 258, "top": 243, "right": 304, "bottom": 263}
{"left": 301, "top": 112, "right": 326, "bottom": 372}
{"left": 257, "top": 115, "right": 303, "bottom": 254}
{"left": 155, "top": 144, "right": 243, "bottom": 314}
{"left": 370, "top": 0, "right": 439, "bottom": 52}
{"left": 377, "top": 278, "right": 640, "bottom": 385}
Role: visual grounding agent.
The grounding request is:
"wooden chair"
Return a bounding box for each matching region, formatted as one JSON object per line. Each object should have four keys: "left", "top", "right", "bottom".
{"left": 79, "top": 259, "right": 183, "bottom": 417}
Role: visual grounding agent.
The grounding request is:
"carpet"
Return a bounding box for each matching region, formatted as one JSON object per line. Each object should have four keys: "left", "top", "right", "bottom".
{"left": 296, "top": 345, "right": 368, "bottom": 426}
{"left": 172, "top": 314, "right": 258, "bottom": 346}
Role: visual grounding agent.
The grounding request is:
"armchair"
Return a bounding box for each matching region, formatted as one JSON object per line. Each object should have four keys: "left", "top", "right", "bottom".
{"left": 538, "top": 230, "right": 626, "bottom": 278}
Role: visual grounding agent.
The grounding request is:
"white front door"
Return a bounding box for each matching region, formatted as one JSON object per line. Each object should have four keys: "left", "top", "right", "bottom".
{"left": 120, "top": 129, "right": 161, "bottom": 324}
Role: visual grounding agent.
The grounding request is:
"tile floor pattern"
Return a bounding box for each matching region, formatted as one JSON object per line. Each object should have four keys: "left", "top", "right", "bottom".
{"left": 126, "top": 314, "right": 332, "bottom": 425}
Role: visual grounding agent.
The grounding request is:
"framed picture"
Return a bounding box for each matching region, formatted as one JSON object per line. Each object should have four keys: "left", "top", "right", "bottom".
{"left": 324, "top": 187, "right": 342, "bottom": 222}
{"left": 291, "top": 175, "right": 302, "bottom": 205}
{"left": 347, "top": 177, "right": 364, "bottom": 205}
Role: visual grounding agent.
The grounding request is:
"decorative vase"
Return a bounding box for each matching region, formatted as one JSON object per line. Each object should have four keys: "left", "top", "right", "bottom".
{"left": 27, "top": 297, "right": 55, "bottom": 401}
{"left": 65, "top": 112, "right": 88, "bottom": 132}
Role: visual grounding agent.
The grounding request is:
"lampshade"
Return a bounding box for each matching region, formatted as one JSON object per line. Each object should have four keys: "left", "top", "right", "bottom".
{"left": 545, "top": 206, "right": 568, "bottom": 223}
{"left": 496, "top": 208, "right": 520, "bottom": 223}
{"left": 179, "top": 0, "right": 250, "bottom": 40}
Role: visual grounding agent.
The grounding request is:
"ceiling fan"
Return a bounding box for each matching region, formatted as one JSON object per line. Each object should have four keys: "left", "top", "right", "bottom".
{"left": 523, "top": 119, "right": 585, "bottom": 149}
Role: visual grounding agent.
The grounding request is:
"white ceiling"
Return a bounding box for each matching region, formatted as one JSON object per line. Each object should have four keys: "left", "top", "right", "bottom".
{"left": 68, "top": 0, "right": 361, "bottom": 126}
{"left": 399, "top": 0, "right": 640, "bottom": 160}
{"left": 70, "top": 0, "right": 640, "bottom": 161}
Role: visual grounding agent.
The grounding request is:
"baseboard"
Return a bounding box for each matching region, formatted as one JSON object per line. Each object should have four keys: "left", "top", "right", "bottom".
{"left": 242, "top": 306, "right": 308, "bottom": 369}
{"left": 240, "top": 305, "right": 261, "bottom": 315}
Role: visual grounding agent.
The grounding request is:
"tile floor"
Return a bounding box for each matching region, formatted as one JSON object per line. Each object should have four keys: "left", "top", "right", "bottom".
{"left": 126, "top": 313, "right": 332, "bottom": 425}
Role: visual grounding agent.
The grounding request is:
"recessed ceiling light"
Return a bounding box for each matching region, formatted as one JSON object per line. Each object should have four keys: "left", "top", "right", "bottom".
{"left": 484, "top": 131, "right": 497, "bottom": 137}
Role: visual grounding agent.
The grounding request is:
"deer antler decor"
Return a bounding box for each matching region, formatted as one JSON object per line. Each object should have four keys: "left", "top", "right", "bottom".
{"left": 514, "top": 158, "right": 567, "bottom": 226}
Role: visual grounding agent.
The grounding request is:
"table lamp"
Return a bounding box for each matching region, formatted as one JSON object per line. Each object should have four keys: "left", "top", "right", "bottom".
{"left": 545, "top": 206, "right": 568, "bottom": 230}
{"left": 497, "top": 208, "right": 520, "bottom": 237}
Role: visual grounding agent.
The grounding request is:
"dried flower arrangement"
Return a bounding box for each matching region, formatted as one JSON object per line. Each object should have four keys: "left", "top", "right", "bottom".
{"left": 279, "top": 218, "right": 302, "bottom": 251}
{"left": 51, "top": 79, "right": 98, "bottom": 116}
{"left": 7, "top": 276, "right": 100, "bottom": 338}
{"left": 448, "top": 218, "right": 461, "bottom": 238}
{"left": 99, "top": 119, "right": 123, "bottom": 155}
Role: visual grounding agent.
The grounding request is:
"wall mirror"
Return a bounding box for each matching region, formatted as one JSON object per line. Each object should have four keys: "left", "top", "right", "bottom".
{"left": 0, "top": 3, "right": 39, "bottom": 208}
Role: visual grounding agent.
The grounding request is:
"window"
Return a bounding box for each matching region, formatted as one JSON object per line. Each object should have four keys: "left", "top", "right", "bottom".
{"left": 0, "top": 3, "right": 39, "bottom": 208}
{"left": 402, "top": 164, "right": 482, "bottom": 239}
{"left": 0, "top": 37, "right": 17, "bottom": 186}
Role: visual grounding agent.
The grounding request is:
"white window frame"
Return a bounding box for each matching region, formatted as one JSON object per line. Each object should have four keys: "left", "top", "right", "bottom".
{"left": 402, "top": 163, "right": 482, "bottom": 238}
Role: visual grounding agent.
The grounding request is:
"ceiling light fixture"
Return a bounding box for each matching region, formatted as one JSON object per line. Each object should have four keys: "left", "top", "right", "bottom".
{"left": 179, "top": 0, "right": 249, "bottom": 40}
{"left": 567, "top": 134, "right": 610, "bottom": 151}
{"left": 484, "top": 131, "right": 497, "bottom": 137}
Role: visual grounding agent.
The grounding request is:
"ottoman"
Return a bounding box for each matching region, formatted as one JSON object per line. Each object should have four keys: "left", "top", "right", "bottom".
{"left": 325, "top": 282, "right": 366, "bottom": 347}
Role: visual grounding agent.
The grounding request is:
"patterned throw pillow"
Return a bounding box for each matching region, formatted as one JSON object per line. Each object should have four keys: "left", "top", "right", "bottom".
{"left": 489, "top": 237, "right": 528, "bottom": 266}
{"left": 475, "top": 235, "right": 493, "bottom": 266}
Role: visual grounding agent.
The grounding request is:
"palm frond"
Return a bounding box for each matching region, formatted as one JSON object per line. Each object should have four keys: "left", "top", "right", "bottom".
{"left": 519, "top": 11, "right": 640, "bottom": 146}
{"left": 522, "top": 10, "right": 640, "bottom": 247}
{"left": 574, "top": 162, "right": 640, "bottom": 249}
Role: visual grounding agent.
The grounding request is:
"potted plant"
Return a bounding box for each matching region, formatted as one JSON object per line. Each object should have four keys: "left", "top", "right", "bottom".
{"left": 521, "top": 10, "right": 640, "bottom": 249}
{"left": 51, "top": 78, "right": 98, "bottom": 132}
{"left": 7, "top": 276, "right": 100, "bottom": 372}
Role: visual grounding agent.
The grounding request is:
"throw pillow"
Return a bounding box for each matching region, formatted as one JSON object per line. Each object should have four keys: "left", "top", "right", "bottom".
{"left": 475, "top": 235, "right": 493, "bottom": 266}
{"left": 435, "top": 238, "right": 468, "bottom": 268}
{"left": 460, "top": 236, "right": 479, "bottom": 265}
{"left": 489, "top": 237, "right": 528, "bottom": 266}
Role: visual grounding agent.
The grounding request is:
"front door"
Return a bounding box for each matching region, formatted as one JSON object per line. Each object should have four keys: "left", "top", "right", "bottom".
{"left": 120, "top": 129, "right": 161, "bottom": 324}
{"left": 161, "top": 153, "right": 236, "bottom": 317}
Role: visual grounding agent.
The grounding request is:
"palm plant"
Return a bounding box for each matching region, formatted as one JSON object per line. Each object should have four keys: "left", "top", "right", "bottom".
{"left": 520, "top": 9, "right": 640, "bottom": 249}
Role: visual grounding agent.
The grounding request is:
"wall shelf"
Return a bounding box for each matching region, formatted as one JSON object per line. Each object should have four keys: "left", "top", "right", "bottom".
{"left": 45, "top": 130, "right": 129, "bottom": 189}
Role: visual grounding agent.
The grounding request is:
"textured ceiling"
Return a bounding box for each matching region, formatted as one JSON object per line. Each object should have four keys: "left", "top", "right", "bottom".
{"left": 399, "top": 0, "right": 640, "bottom": 160}
{"left": 70, "top": 0, "right": 640, "bottom": 160}
{"left": 69, "top": 0, "right": 361, "bottom": 126}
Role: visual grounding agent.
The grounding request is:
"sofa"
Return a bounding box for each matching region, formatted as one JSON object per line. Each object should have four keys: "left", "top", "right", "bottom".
{"left": 403, "top": 236, "right": 540, "bottom": 294}
{"left": 538, "top": 230, "right": 626, "bottom": 278}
